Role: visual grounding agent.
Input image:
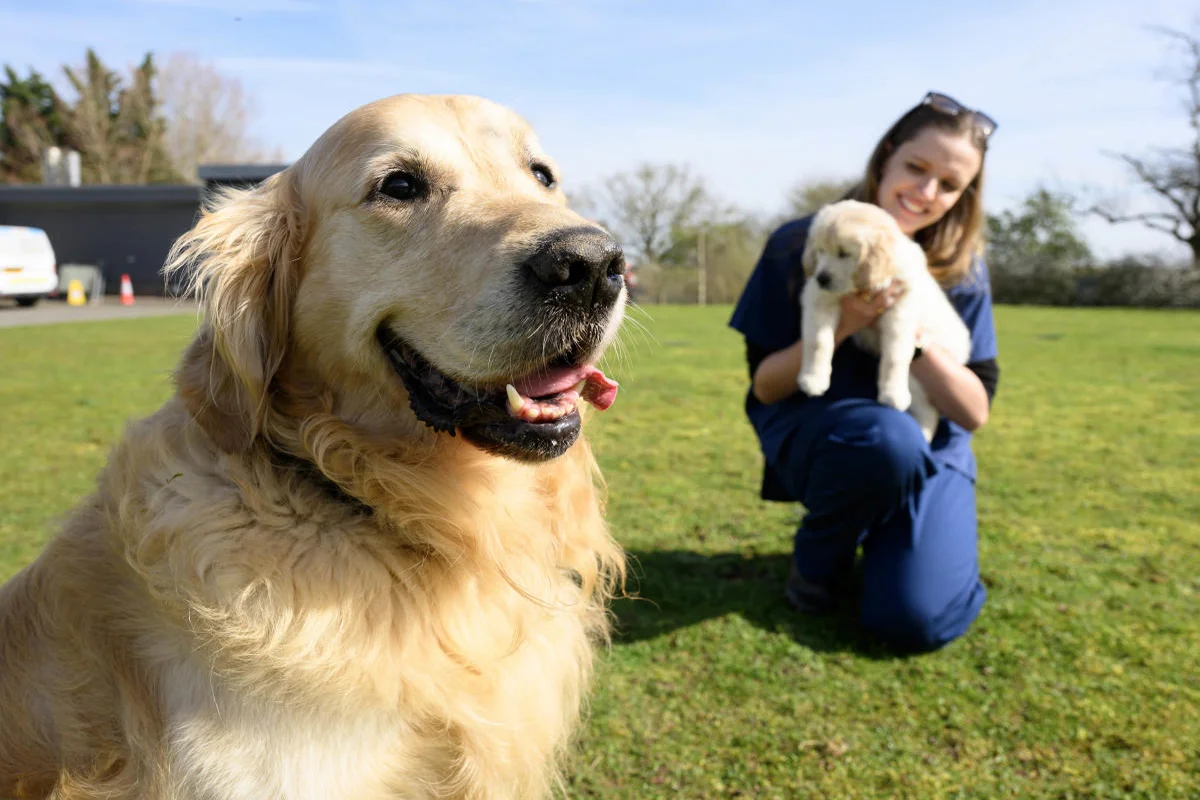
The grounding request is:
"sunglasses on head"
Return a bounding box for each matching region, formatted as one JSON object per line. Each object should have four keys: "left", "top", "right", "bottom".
{"left": 920, "top": 91, "right": 997, "bottom": 138}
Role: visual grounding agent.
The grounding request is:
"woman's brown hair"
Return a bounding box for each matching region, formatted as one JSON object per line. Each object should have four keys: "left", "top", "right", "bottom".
{"left": 845, "top": 102, "right": 990, "bottom": 287}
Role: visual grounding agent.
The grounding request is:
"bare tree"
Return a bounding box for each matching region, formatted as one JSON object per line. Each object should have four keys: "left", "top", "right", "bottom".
{"left": 1092, "top": 26, "right": 1200, "bottom": 267}
{"left": 582, "top": 163, "right": 712, "bottom": 264}
{"left": 658, "top": 217, "right": 767, "bottom": 304}
{"left": 158, "top": 52, "right": 280, "bottom": 182}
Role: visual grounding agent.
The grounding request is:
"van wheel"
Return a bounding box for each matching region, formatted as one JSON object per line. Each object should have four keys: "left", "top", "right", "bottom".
{"left": 15, "top": 297, "right": 39, "bottom": 308}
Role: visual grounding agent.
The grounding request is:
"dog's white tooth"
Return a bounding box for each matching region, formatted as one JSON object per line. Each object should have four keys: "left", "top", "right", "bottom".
{"left": 572, "top": 380, "right": 585, "bottom": 394}
{"left": 506, "top": 384, "right": 523, "bottom": 415}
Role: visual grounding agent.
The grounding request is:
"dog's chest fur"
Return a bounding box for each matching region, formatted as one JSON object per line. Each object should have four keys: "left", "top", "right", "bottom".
{"left": 165, "top": 691, "right": 407, "bottom": 800}
{"left": 104, "top": 408, "right": 609, "bottom": 799}
{"left": 152, "top": 570, "right": 593, "bottom": 800}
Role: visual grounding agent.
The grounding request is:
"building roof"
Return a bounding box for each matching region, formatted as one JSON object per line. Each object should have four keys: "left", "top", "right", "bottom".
{"left": 0, "top": 185, "right": 203, "bottom": 204}
{"left": 197, "top": 164, "right": 289, "bottom": 182}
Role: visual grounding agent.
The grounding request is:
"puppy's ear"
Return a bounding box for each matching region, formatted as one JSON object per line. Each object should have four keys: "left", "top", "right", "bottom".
{"left": 167, "top": 172, "right": 303, "bottom": 452}
{"left": 856, "top": 227, "right": 897, "bottom": 294}
{"left": 802, "top": 208, "right": 828, "bottom": 277}
{"left": 801, "top": 239, "right": 818, "bottom": 277}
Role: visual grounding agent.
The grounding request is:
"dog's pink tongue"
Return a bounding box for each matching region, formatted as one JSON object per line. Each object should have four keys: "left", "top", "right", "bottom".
{"left": 513, "top": 365, "right": 619, "bottom": 411}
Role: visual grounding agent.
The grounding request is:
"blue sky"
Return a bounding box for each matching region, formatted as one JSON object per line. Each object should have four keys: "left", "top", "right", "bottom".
{"left": 2, "top": 0, "right": 1196, "bottom": 259}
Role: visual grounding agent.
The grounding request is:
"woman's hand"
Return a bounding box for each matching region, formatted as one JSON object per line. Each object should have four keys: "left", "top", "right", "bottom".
{"left": 836, "top": 282, "right": 906, "bottom": 341}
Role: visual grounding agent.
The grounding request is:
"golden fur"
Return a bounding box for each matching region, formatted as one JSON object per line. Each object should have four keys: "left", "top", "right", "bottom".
{"left": 0, "top": 95, "right": 625, "bottom": 800}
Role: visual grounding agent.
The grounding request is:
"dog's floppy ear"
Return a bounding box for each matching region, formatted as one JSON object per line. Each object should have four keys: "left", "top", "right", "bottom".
{"left": 855, "top": 225, "right": 897, "bottom": 294}
{"left": 802, "top": 207, "right": 828, "bottom": 277}
{"left": 801, "top": 238, "right": 818, "bottom": 277}
{"left": 167, "top": 172, "right": 303, "bottom": 453}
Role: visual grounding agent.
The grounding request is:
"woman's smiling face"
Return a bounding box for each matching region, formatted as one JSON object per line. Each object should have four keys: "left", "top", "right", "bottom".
{"left": 875, "top": 127, "right": 982, "bottom": 236}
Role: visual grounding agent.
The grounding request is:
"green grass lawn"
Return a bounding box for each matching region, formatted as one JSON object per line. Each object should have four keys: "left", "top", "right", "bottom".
{"left": 2, "top": 306, "right": 1198, "bottom": 798}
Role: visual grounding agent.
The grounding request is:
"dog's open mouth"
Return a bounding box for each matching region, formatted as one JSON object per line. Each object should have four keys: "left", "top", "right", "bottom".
{"left": 377, "top": 328, "right": 618, "bottom": 462}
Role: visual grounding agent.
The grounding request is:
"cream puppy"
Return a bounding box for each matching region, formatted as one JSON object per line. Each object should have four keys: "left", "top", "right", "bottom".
{"left": 797, "top": 200, "right": 971, "bottom": 441}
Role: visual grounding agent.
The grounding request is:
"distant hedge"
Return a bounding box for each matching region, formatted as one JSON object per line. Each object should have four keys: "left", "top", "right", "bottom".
{"left": 990, "top": 256, "right": 1200, "bottom": 308}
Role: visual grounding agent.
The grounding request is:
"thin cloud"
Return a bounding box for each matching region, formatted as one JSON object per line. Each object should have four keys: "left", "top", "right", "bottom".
{"left": 1, "top": 0, "right": 1196, "bottom": 258}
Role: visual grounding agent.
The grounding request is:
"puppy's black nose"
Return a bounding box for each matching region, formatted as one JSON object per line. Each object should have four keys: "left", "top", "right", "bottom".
{"left": 523, "top": 227, "right": 626, "bottom": 309}
{"left": 815, "top": 272, "right": 832, "bottom": 289}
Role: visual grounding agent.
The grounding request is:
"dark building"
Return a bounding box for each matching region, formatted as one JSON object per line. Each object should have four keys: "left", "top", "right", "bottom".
{"left": 197, "top": 164, "right": 289, "bottom": 194}
{"left": 0, "top": 164, "right": 287, "bottom": 297}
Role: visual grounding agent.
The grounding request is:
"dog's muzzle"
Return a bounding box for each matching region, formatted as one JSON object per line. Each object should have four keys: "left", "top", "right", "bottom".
{"left": 377, "top": 226, "right": 627, "bottom": 462}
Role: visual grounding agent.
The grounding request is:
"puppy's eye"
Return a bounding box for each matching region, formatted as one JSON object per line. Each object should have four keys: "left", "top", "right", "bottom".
{"left": 379, "top": 171, "right": 427, "bottom": 202}
{"left": 837, "top": 247, "right": 849, "bottom": 259}
{"left": 531, "top": 163, "right": 557, "bottom": 189}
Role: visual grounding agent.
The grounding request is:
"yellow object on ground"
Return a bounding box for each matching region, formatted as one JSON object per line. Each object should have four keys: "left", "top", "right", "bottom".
{"left": 67, "top": 279, "right": 86, "bottom": 306}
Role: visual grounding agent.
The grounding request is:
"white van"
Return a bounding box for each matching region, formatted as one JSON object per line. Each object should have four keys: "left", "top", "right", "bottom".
{"left": 0, "top": 225, "right": 59, "bottom": 307}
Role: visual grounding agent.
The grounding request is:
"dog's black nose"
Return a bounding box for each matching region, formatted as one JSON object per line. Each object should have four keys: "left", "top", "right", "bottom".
{"left": 815, "top": 272, "right": 832, "bottom": 289}
{"left": 523, "top": 227, "right": 626, "bottom": 309}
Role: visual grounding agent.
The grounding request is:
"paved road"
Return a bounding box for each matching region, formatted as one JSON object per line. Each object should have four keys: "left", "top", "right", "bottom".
{"left": 0, "top": 297, "right": 199, "bottom": 328}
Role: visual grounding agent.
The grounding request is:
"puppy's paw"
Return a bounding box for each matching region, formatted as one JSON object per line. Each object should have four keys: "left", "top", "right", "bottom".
{"left": 909, "top": 404, "right": 939, "bottom": 443}
{"left": 878, "top": 386, "right": 911, "bottom": 411}
{"left": 797, "top": 371, "right": 830, "bottom": 397}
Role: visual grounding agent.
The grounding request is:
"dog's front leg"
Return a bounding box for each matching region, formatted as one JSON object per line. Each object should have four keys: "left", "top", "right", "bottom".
{"left": 797, "top": 293, "right": 837, "bottom": 397}
{"left": 875, "top": 310, "right": 914, "bottom": 411}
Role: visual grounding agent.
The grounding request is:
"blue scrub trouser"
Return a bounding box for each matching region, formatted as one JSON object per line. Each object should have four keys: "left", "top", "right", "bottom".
{"left": 775, "top": 398, "right": 987, "bottom": 652}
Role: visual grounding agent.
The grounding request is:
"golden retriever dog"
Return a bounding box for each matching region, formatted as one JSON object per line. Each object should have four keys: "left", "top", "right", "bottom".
{"left": 0, "top": 94, "right": 628, "bottom": 800}
{"left": 798, "top": 199, "right": 970, "bottom": 441}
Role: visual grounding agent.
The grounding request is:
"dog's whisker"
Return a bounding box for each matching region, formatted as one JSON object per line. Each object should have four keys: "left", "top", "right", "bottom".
{"left": 612, "top": 318, "right": 656, "bottom": 365}
{"left": 624, "top": 301, "right": 656, "bottom": 325}
{"left": 466, "top": 341, "right": 483, "bottom": 372}
{"left": 620, "top": 305, "right": 657, "bottom": 344}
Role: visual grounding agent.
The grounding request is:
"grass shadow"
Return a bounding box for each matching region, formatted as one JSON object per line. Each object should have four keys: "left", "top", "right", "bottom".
{"left": 612, "top": 549, "right": 900, "bottom": 659}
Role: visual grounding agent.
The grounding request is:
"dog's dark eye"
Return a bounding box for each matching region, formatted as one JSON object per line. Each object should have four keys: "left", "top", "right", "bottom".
{"left": 379, "top": 171, "right": 427, "bottom": 202}
{"left": 531, "top": 163, "right": 556, "bottom": 189}
{"left": 837, "top": 247, "right": 849, "bottom": 259}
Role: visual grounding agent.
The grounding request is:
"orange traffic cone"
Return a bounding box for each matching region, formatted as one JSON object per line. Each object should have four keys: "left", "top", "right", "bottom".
{"left": 120, "top": 274, "right": 135, "bottom": 306}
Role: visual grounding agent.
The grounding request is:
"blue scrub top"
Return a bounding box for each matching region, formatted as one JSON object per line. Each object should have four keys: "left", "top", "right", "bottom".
{"left": 729, "top": 215, "right": 999, "bottom": 500}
